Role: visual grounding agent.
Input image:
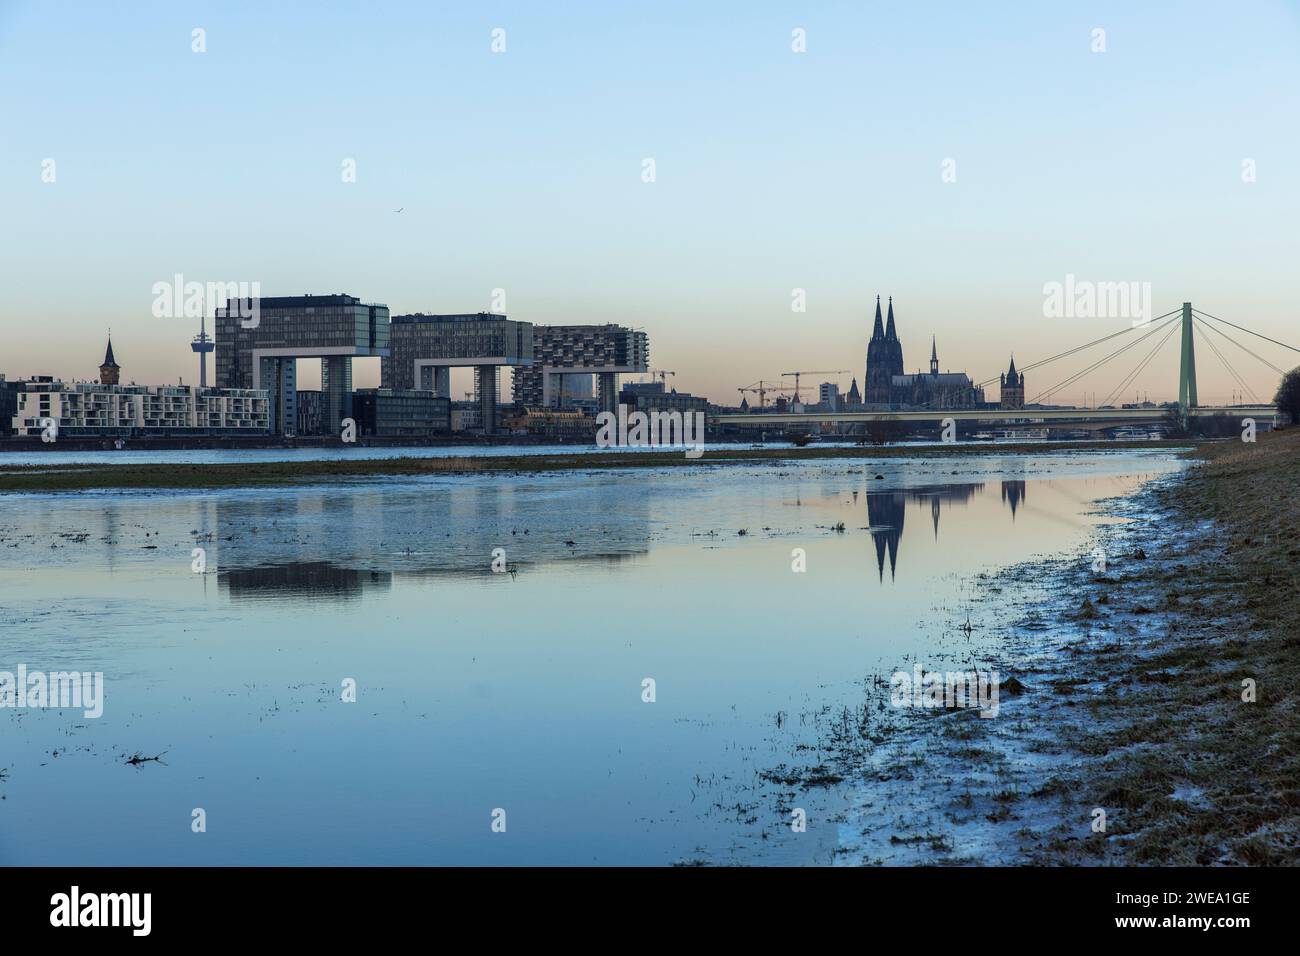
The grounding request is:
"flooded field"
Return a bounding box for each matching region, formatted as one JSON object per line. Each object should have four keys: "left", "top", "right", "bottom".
{"left": 0, "top": 449, "right": 1184, "bottom": 865}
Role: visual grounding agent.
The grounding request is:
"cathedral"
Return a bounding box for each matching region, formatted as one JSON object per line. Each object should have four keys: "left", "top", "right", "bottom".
{"left": 864, "top": 296, "right": 903, "bottom": 404}
{"left": 864, "top": 298, "right": 984, "bottom": 408}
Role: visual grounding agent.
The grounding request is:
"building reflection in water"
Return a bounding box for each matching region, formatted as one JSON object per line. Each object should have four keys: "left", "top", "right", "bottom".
{"left": 220, "top": 562, "right": 392, "bottom": 602}
{"left": 1001, "top": 480, "right": 1026, "bottom": 518}
{"left": 210, "top": 482, "right": 653, "bottom": 604}
{"left": 867, "top": 481, "right": 1031, "bottom": 581}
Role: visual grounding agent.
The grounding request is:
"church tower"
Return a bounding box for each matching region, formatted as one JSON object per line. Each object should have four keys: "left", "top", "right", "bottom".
{"left": 929, "top": 336, "right": 939, "bottom": 376}
{"left": 99, "top": 334, "right": 120, "bottom": 386}
{"left": 865, "top": 296, "right": 904, "bottom": 405}
{"left": 1000, "top": 356, "right": 1024, "bottom": 409}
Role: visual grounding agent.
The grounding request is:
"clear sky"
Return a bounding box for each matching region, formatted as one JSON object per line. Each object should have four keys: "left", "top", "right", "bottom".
{"left": 3, "top": 0, "right": 1299, "bottom": 405}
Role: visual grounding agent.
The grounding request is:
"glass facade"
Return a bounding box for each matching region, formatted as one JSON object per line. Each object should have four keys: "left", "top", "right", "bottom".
{"left": 353, "top": 389, "right": 451, "bottom": 436}
{"left": 214, "top": 294, "right": 390, "bottom": 435}
{"left": 381, "top": 313, "right": 533, "bottom": 391}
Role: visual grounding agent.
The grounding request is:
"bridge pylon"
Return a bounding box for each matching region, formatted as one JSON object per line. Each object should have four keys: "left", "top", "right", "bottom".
{"left": 1179, "top": 301, "right": 1198, "bottom": 424}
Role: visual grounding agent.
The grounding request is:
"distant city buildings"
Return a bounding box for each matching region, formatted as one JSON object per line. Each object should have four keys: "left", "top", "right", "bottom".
{"left": 0, "top": 375, "right": 19, "bottom": 436}
{"left": 296, "top": 389, "right": 323, "bottom": 436}
{"left": 8, "top": 338, "right": 269, "bottom": 438}
{"left": 353, "top": 388, "right": 450, "bottom": 437}
{"left": 504, "top": 405, "right": 593, "bottom": 438}
{"left": 11, "top": 380, "right": 268, "bottom": 436}
{"left": 98, "top": 336, "right": 120, "bottom": 386}
{"left": 1000, "top": 357, "right": 1025, "bottom": 409}
{"left": 864, "top": 297, "right": 985, "bottom": 409}
{"left": 619, "top": 379, "right": 707, "bottom": 417}
{"left": 0, "top": 296, "right": 700, "bottom": 444}
{"left": 215, "top": 293, "right": 390, "bottom": 436}
{"left": 845, "top": 378, "right": 862, "bottom": 407}
{"left": 382, "top": 312, "right": 532, "bottom": 435}
{"left": 513, "top": 324, "right": 649, "bottom": 412}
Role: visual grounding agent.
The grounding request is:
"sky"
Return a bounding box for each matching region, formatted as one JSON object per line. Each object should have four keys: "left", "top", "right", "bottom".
{"left": 2, "top": 0, "right": 1299, "bottom": 405}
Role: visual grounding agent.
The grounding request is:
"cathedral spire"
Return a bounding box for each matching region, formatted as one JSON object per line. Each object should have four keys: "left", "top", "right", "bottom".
{"left": 871, "top": 295, "right": 884, "bottom": 340}
{"left": 930, "top": 336, "right": 938, "bottom": 375}
{"left": 885, "top": 296, "right": 897, "bottom": 340}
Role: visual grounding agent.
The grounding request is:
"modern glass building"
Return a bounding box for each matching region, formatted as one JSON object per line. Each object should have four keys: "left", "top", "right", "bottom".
{"left": 353, "top": 389, "right": 451, "bottom": 437}
{"left": 381, "top": 313, "right": 532, "bottom": 435}
{"left": 513, "top": 324, "right": 649, "bottom": 412}
{"left": 215, "top": 293, "right": 390, "bottom": 435}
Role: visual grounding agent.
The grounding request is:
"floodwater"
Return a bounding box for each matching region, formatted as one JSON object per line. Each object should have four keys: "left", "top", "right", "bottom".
{"left": 0, "top": 449, "right": 1184, "bottom": 865}
{"left": 0, "top": 436, "right": 1154, "bottom": 467}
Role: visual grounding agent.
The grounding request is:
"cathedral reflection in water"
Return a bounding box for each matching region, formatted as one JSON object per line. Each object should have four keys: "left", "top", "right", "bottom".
{"left": 866, "top": 480, "right": 1028, "bottom": 580}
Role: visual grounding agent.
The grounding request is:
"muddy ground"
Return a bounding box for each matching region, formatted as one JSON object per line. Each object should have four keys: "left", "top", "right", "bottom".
{"left": 810, "top": 427, "right": 1299, "bottom": 865}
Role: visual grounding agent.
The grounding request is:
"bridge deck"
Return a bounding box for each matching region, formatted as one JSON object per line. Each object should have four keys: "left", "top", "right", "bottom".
{"left": 712, "top": 405, "right": 1277, "bottom": 425}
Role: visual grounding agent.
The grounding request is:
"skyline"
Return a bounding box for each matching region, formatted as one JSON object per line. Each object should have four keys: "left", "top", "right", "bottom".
{"left": 4, "top": 1, "right": 1300, "bottom": 404}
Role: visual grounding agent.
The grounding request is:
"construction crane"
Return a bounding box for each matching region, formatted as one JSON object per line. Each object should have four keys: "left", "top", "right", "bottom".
{"left": 646, "top": 369, "right": 677, "bottom": 388}
{"left": 780, "top": 370, "right": 849, "bottom": 404}
{"left": 737, "top": 380, "right": 795, "bottom": 408}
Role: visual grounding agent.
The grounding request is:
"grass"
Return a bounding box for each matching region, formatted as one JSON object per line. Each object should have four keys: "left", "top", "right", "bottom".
{"left": 1038, "top": 426, "right": 1300, "bottom": 865}
{"left": 0, "top": 439, "right": 1187, "bottom": 493}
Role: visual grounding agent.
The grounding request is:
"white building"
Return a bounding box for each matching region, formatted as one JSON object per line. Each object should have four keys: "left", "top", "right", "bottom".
{"left": 12, "top": 381, "right": 269, "bottom": 436}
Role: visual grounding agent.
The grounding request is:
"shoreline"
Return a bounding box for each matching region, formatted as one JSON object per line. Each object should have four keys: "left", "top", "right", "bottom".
{"left": 824, "top": 426, "right": 1298, "bottom": 865}
{"left": 0, "top": 439, "right": 1192, "bottom": 493}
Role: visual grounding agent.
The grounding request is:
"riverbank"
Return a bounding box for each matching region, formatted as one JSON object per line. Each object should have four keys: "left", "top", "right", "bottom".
{"left": 1034, "top": 424, "right": 1300, "bottom": 864}
{"left": 826, "top": 426, "right": 1299, "bottom": 865}
{"left": 0, "top": 439, "right": 1187, "bottom": 492}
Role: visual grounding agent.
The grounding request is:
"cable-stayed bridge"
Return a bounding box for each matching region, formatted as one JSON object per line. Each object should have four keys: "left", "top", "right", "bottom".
{"left": 715, "top": 303, "right": 1295, "bottom": 428}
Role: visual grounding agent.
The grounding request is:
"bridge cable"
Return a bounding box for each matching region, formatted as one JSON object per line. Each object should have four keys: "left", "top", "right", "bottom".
{"left": 967, "top": 307, "right": 1183, "bottom": 392}
{"left": 1192, "top": 313, "right": 1286, "bottom": 376}
{"left": 1099, "top": 320, "right": 1180, "bottom": 409}
{"left": 908, "top": 307, "right": 1184, "bottom": 410}
{"left": 1194, "top": 320, "right": 1261, "bottom": 403}
{"left": 1191, "top": 309, "right": 1300, "bottom": 355}
{"left": 1027, "top": 312, "right": 1182, "bottom": 405}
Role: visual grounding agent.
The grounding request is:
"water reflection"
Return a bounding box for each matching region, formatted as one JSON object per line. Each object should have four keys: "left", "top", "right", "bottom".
{"left": 1001, "top": 480, "right": 1026, "bottom": 517}
{"left": 221, "top": 562, "right": 393, "bottom": 602}
{"left": 865, "top": 483, "right": 986, "bottom": 581}
{"left": 0, "top": 453, "right": 1188, "bottom": 865}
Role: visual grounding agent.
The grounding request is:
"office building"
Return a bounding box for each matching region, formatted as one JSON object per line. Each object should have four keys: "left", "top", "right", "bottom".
{"left": 353, "top": 389, "right": 450, "bottom": 436}
{"left": 215, "top": 293, "right": 390, "bottom": 436}
{"left": 513, "top": 324, "right": 649, "bottom": 412}
{"left": 296, "top": 389, "right": 323, "bottom": 436}
{"left": 381, "top": 312, "right": 532, "bottom": 435}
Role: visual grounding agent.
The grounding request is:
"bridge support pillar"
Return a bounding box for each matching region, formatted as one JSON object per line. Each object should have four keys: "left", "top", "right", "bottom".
{"left": 1178, "top": 302, "right": 1198, "bottom": 426}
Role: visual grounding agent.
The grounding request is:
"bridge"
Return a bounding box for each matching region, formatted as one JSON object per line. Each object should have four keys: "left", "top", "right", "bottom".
{"left": 715, "top": 303, "right": 1296, "bottom": 429}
